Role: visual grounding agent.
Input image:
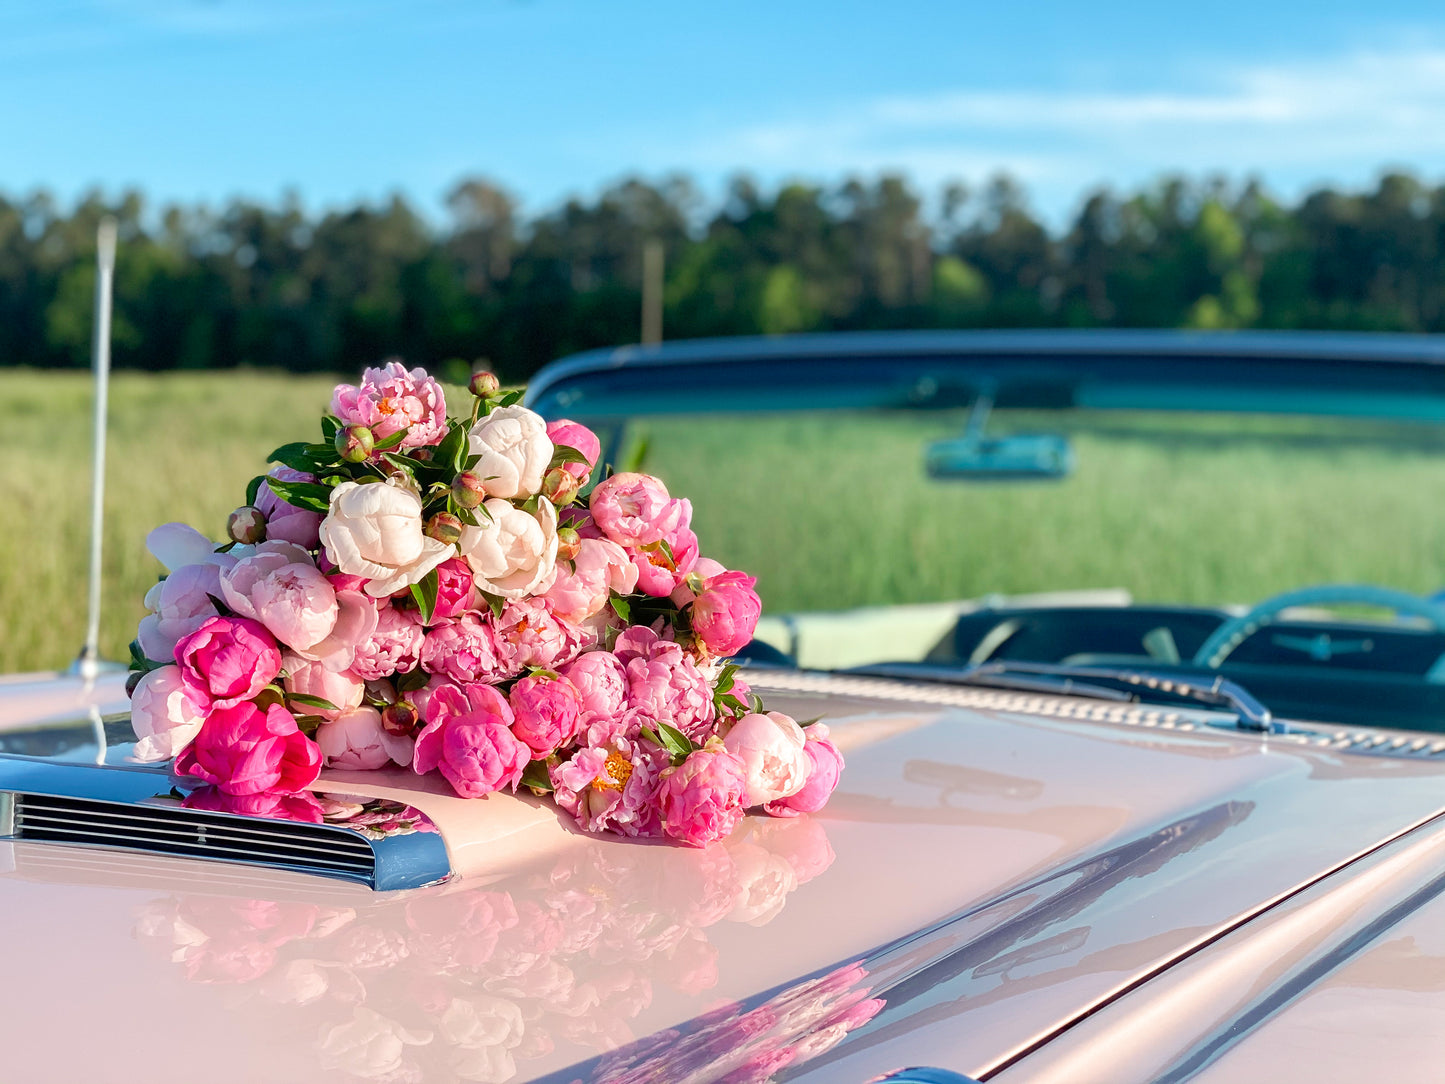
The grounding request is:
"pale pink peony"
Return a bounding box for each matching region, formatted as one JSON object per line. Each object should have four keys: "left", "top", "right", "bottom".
{"left": 129, "top": 664, "right": 208, "bottom": 762}
{"left": 617, "top": 626, "right": 715, "bottom": 739}
{"left": 138, "top": 562, "right": 227, "bottom": 661}
{"left": 588, "top": 472, "right": 686, "bottom": 548}
{"left": 544, "top": 419, "right": 600, "bottom": 481}
{"left": 145, "top": 522, "right": 224, "bottom": 572}
{"left": 288, "top": 589, "right": 378, "bottom": 673}
{"left": 630, "top": 517, "right": 699, "bottom": 598}
{"left": 431, "top": 557, "right": 478, "bottom": 623}
{"left": 763, "top": 724, "right": 844, "bottom": 818}
{"left": 412, "top": 683, "right": 530, "bottom": 798}
{"left": 723, "top": 711, "right": 810, "bottom": 808}
{"left": 330, "top": 360, "right": 448, "bottom": 450}
{"left": 508, "top": 673, "right": 582, "bottom": 758}
{"left": 175, "top": 701, "right": 322, "bottom": 796}
{"left": 315, "top": 706, "right": 414, "bottom": 770}
{"left": 281, "top": 653, "right": 364, "bottom": 720}
{"left": 221, "top": 543, "right": 339, "bottom": 651}
{"left": 467, "top": 404, "right": 554, "bottom": 499}
{"left": 550, "top": 737, "right": 668, "bottom": 838}
{"left": 493, "top": 598, "right": 577, "bottom": 672}
{"left": 256, "top": 466, "right": 324, "bottom": 548}
{"left": 174, "top": 615, "right": 282, "bottom": 710}
{"left": 689, "top": 570, "right": 762, "bottom": 658}
{"left": 558, "top": 651, "right": 629, "bottom": 744}
{"left": 656, "top": 742, "right": 749, "bottom": 848}
{"left": 349, "top": 605, "right": 425, "bottom": 680}
{"left": 319, "top": 479, "right": 452, "bottom": 597}
{"left": 419, "top": 613, "right": 510, "bottom": 684}
{"left": 458, "top": 497, "right": 558, "bottom": 599}
{"left": 543, "top": 537, "right": 637, "bottom": 623}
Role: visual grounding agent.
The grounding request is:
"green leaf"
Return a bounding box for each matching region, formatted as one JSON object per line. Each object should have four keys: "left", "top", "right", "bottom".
{"left": 372, "top": 427, "right": 409, "bottom": 452}
{"left": 244, "top": 474, "right": 266, "bottom": 507}
{"left": 520, "top": 760, "right": 555, "bottom": 793}
{"left": 436, "top": 422, "right": 468, "bottom": 473}
{"left": 453, "top": 504, "right": 480, "bottom": 528}
{"left": 321, "top": 415, "right": 340, "bottom": 441}
{"left": 304, "top": 442, "right": 342, "bottom": 464}
{"left": 293, "top": 714, "right": 325, "bottom": 736}
{"left": 286, "top": 692, "right": 341, "bottom": 713}
{"left": 548, "top": 443, "right": 592, "bottom": 469}
{"left": 797, "top": 715, "right": 825, "bottom": 728}
{"left": 409, "top": 568, "right": 440, "bottom": 624}
{"left": 264, "top": 477, "right": 334, "bottom": 513}
{"left": 656, "top": 720, "right": 696, "bottom": 757}
{"left": 748, "top": 693, "right": 764, "bottom": 714}
{"left": 267, "top": 441, "right": 320, "bottom": 472}
{"left": 381, "top": 452, "right": 416, "bottom": 476}
{"left": 479, "top": 590, "right": 505, "bottom": 621}
{"left": 464, "top": 453, "right": 482, "bottom": 470}
{"left": 396, "top": 668, "right": 430, "bottom": 693}
{"left": 495, "top": 388, "right": 525, "bottom": 408}
{"left": 608, "top": 596, "right": 631, "bottom": 622}
{"left": 713, "top": 662, "right": 740, "bottom": 697}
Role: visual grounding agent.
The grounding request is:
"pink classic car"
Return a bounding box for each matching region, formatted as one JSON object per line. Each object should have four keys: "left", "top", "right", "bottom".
{"left": 5, "top": 330, "right": 1445, "bottom": 1083}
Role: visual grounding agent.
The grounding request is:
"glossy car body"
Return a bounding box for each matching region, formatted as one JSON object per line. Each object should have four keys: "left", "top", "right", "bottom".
{"left": 5, "top": 330, "right": 1445, "bottom": 1083}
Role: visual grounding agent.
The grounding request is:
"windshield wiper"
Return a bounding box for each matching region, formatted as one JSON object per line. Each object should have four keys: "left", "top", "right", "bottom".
{"left": 847, "top": 660, "right": 1278, "bottom": 734}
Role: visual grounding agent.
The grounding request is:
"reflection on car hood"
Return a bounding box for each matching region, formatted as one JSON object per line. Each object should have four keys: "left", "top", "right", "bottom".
{"left": 2, "top": 670, "right": 1445, "bottom": 1083}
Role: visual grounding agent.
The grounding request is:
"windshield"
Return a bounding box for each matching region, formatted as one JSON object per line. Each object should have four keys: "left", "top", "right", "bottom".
{"left": 533, "top": 338, "right": 1445, "bottom": 732}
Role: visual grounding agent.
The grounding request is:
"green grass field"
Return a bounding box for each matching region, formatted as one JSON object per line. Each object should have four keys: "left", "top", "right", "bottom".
{"left": 6, "top": 369, "right": 1445, "bottom": 672}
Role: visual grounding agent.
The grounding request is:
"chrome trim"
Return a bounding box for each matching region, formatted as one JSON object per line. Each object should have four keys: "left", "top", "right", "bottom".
{"left": 871, "top": 1070, "right": 981, "bottom": 1084}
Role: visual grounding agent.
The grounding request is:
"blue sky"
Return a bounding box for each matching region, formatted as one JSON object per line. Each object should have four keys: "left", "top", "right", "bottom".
{"left": 6, "top": 0, "right": 1445, "bottom": 224}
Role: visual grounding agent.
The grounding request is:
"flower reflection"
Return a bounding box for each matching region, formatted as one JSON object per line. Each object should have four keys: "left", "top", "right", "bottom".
{"left": 132, "top": 816, "right": 870, "bottom": 1082}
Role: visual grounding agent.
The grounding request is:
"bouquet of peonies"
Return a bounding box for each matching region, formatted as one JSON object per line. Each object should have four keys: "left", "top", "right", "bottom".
{"left": 127, "top": 362, "right": 842, "bottom": 847}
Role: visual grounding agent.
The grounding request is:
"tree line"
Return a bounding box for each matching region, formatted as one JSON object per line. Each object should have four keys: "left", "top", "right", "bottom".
{"left": 3, "top": 170, "right": 1444, "bottom": 382}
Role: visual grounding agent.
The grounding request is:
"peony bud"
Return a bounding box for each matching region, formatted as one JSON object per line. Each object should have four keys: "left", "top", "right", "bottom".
{"left": 555, "top": 525, "right": 582, "bottom": 562}
{"left": 125, "top": 669, "right": 145, "bottom": 697}
{"left": 381, "top": 700, "right": 420, "bottom": 737}
{"left": 335, "top": 425, "right": 375, "bottom": 463}
{"left": 450, "top": 470, "right": 486, "bottom": 509}
{"left": 227, "top": 506, "right": 266, "bottom": 544}
{"left": 425, "top": 512, "right": 463, "bottom": 546}
{"left": 410, "top": 447, "right": 434, "bottom": 463}
{"left": 468, "top": 370, "right": 501, "bottom": 398}
{"left": 540, "top": 467, "right": 580, "bottom": 506}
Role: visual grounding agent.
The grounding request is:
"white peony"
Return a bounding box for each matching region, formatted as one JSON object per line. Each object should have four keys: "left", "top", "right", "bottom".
{"left": 459, "top": 498, "right": 558, "bottom": 599}
{"left": 467, "top": 405, "right": 554, "bottom": 500}
{"left": 319, "top": 478, "right": 452, "bottom": 598}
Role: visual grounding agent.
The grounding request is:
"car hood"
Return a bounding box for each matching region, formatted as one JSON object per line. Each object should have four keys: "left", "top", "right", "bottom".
{"left": 2, "top": 670, "right": 1445, "bottom": 1083}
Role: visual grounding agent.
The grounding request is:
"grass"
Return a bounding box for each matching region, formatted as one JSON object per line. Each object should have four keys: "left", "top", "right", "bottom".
{"left": 6, "top": 370, "right": 1445, "bottom": 672}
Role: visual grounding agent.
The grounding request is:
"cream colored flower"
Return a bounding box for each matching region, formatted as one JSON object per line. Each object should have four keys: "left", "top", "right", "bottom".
{"left": 319, "top": 479, "right": 451, "bottom": 597}
{"left": 459, "top": 498, "right": 558, "bottom": 599}
{"left": 467, "top": 405, "right": 553, "bottom": 499}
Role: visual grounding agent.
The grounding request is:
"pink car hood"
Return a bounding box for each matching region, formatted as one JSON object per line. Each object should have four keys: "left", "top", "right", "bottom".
{"left": 2, "top": 669, "right": 1445, "bottom": 1083}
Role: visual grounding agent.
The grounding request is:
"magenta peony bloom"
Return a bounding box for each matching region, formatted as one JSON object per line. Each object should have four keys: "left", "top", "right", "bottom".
{"left": 419, "top": 613, "right": 510, "bottom": 684}
{"left": 764, "top": 725, "right": 844, "bottom": 818}
{"left": 656, "top": 742, "right": 749, "bottom": 848}
{"left": 129, "top": 664, "right": 208, "bottom": 762}
{"left": 558, "top": 650, "right": 628, "bottom": 744}
{"left": 588, "top": 472, "right": 687, "bottom": 548}
{"left": 256, "top": 466, "right": 324, "bottom": 548}
{"left": 183, "top": 785, "right": 326, "bottom": 824}
{"left": 689, "top": 570, "right": 762, "bottom": 658}
{"left": 350, "top": 605, "right": 425, "bottom": 680}
{"left": 616, "top": 626, "right": 715, "bottom": 739}
{"left": 508, "top": 673, "right": 582, "bottom": 758}
{"left": 330, "top": 360, "right": 448, "bottom": 451}
{"left": 174, "top": 615, "right": 282, "bottom": 710}
{"left": 175, "top": 701, "right": 322, "bottom": 796}
{"left": 544, "top": 419, "right": 601, "bottom": 481}
{"left": 315, "top": 706, "right": 414, "bottom": 770}
{"left": 550, "top": 736, "right": 668, "bottom": 838}
{"left": 412, "top": 683, "right": 530, "bottom": 798}
{"left": 431, "top": 557, "right": 478, "bottom": 623}
{"left": 493, "top": 598, "right": 576, "bottom": 672}
{"left": 543, "top": 537, "right": 637, "bottom": 623}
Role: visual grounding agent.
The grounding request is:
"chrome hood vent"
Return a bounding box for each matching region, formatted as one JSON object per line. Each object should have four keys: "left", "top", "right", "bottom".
{"left": 0, "top": 722, "right": 452, "bottom": 891}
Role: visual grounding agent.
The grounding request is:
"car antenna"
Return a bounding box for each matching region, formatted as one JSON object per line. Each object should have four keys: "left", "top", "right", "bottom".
{"left": 75, "top": 216, "right": 117, "bottom": 685}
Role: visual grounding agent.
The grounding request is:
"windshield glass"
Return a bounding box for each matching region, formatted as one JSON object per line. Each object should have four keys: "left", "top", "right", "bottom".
{"left": 534, "top": 340, "right": 1445, "bottom": 732}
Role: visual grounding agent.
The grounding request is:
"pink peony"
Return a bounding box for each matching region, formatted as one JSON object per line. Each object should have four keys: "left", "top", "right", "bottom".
{"left": 656, "top": 742, "right": 749, "bottom": 848}
{"left": 256, "top": 466, "right": 324, "bottom": 548}
{"left": 137, "top": 561, "right": 230, "bottom": 661}
{"left": 222, "top": 544, "right": 339, "bottom": 651}
{"left": 281, "top": 654, "right": 364, "bottom": 720}
{"left": 315, "top": 706, "right": 414, "bottom": 770}
{"left": 412, "top": 683, "right": 530, "bottom": 798}
{"left": 431, "top": 557, "right": 478, "bottom": 623}
{"left": 330, "top": 360, "right": 448, "bottom": 451}
{"left": 723, "top": 711, "right": 810, "bottom": 807}
{"left": 558, "top": 651, "right": 629, "bottom": 744}
{"left": 174, "top": 615, "right": 282, "bottom": 710}
{"left": 508, "top": 673, "right": 582, "bottom": 758}
{"left": 588, "top": 472, "right": 687, "bottom": 548}
{"left": 631, "top": 517, "right": 699, "bottom": 598}
{"left": 688, "top": 570, "right": 762, "bottom": 658}
{"left": 544, "top": 419, "right": 601, "bottom": 481}
{"left": 183, "top": 785, "right": 326, "bottom": 824}
{"left": 129, "top": 664, "right": 208, "bottom": 762}
{"left": 350, "top": 605, "right": 425, "bottom": 680}
{"left": 493, "top": 598, "right": 576, "bottom": 672}
{"left": 419, "top": 613, "right": 510, "bottom": 684}
{"left": 543, "top": 537, "right": 638, "bottom": 623}
{"left": 550, "top": 736, "right": 668, "bottom": 838}
{"left": 617, "top": 626, "right": 715, "bottom": 739}
{"left": 764, "top": 725, "right": 844, "bottom": 818}
{"left": 175, "top": 701, "right": 322, "bottom": 796}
